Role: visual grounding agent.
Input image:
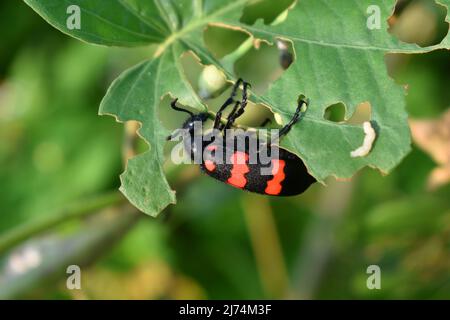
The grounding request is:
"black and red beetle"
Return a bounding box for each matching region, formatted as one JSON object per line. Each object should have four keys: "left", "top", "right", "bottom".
{"left": 168, "top": 79, "right": 316, "bottom": 196}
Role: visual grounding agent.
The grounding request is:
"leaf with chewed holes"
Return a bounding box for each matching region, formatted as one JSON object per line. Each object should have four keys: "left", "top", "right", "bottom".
{"left": 24, "top": 0, "right": 450, "bottom": 215}
{"left": 221, "top": 0, "right": 450, "bottom": 182}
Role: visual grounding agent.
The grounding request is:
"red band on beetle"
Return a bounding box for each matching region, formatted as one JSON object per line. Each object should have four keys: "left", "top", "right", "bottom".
{"left": 227, "top": 151, "right": 249, "bottom": 188}
{"left": 204, "top": 145, "right": 218, "bottom": 171}
{"left": 204, "top": 160, "right": 216, "bottom": 172}
{"left": 265, "top": 159, "right": 286, "bottom": 195}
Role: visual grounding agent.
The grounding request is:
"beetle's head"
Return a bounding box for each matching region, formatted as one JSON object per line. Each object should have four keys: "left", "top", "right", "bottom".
{"left": 170, "top": 99, "right": 209, "bottom": 136}
{"left": 182, "top": 112, "right": 209, "bottom": 134}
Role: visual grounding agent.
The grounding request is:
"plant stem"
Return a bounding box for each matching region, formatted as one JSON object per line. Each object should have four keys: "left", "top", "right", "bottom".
{"left": 242, "top": 194, "right": 289, "bottom": 299}
{"left": 0, "top": 191, "right": 125, "bottom": 255}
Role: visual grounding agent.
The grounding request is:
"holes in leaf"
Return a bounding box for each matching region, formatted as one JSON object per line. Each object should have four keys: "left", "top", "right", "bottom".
{"left": 389, "top": 0, "right": 449, "bottom": 47}
{"left": 386, "top": 49, "right": 450, "bottom": 118}
{"left": 234, "top": 39, "right": 295, "bottom": 94}
{"left": 180, "top": 51, "right": 205, "bottom": 96}
{"left": 324, "top": 103, "right": 346, "bottom": 123}
{"left": 179, "top": 51, "right": 229, "bottom": 100}
{"left": 277, "top": 40, "right": 294, "bottom": 70}
{"left": 324, "top": 102, "right": 371, "bottom": 125}
{"left": 240, "top": 0, "right": 295, "bottom": 25}
{"left": 204, "top": 26, "right": 250, "bottom": 59}
{"left": 178, "top": 24, "right": 296, "bottom": 127}
{"left": 159, "top": 94, "right": 190, "bottom": 133}
{"left": 159, "top": 53, "right": 211, "bottom": 137}
{"left": 347, "top": 102, "right": 372, "bottom": 125}
{"left": 203, "top": 21, "right": 295, "bottom": 94}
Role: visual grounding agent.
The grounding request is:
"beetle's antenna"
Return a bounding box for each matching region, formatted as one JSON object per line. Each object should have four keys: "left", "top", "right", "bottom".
{"left": 171, "top": 98, "right": 194, "bottom": 116}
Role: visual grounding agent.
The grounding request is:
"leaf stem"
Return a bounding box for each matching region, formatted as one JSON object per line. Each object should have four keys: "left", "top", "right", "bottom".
{"left": 220, "top": 36, "right": 255, "bottom": 71}
{"left": 154, "top": 0, "right": 249, "bottom": 57}
{"left": 0, "top": 191, "right": 125, "bottom": 255}
{"left": 242, "top": 194, "right": 290, "bottom": 299}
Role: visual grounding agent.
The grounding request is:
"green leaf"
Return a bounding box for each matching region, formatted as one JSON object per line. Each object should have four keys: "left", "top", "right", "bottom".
{"left": 23, "top": 0, "right": 169, "bottom": 45}
{"left": 24, "top": 0, "right": 450, "bottom": 215}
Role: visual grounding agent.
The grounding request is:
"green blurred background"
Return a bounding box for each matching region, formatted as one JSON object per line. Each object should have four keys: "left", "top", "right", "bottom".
{"left": 0, "top": 0, "right": 449, "bottom": 299}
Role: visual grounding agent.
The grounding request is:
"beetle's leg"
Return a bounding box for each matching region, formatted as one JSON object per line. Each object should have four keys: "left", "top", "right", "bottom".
{"left": 213, "top": 97, "right": 234, "bottom": 130}
{"left": 224, "top": 81, "right": 251, "bottom": 129}
{"left": 275, "top": 98, "right": 308, "bottom": 140}
{"left": 213, "top": 78, "right": 244, "bottom": 130}
{"left": 222, "top": 100, "right": 241, "bottom": 131}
